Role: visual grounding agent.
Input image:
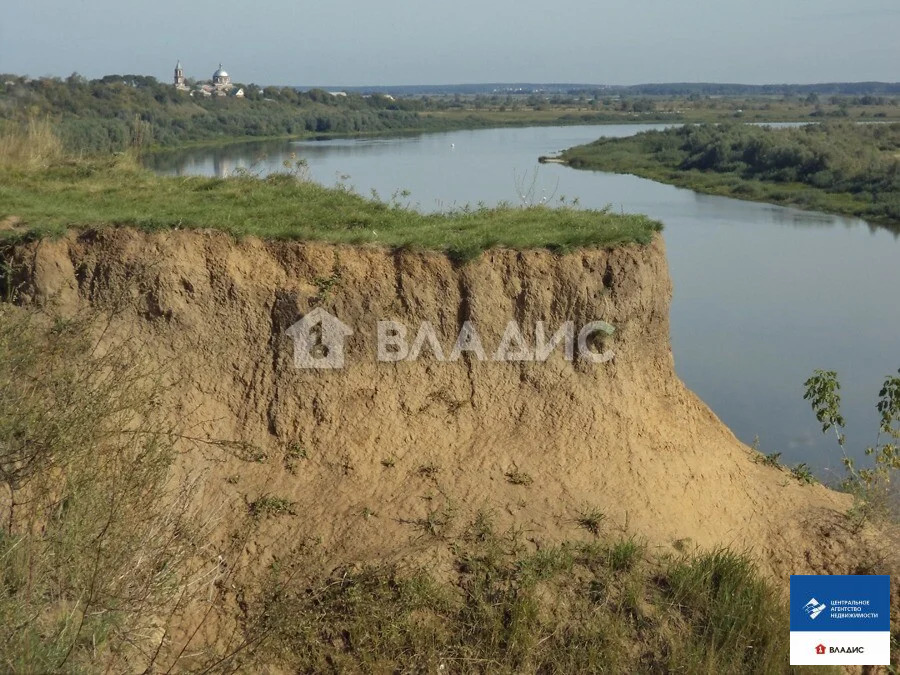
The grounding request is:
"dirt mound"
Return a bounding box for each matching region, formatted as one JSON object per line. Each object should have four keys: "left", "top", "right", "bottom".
{"left": 7, "top": 228, "right": 894, "bottom": 583}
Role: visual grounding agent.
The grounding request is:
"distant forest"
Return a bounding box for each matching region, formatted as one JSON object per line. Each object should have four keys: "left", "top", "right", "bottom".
{"left": 3, "top": 73, "right": 900, "bottom": 155}
{"left": 0, "top": 74, "right": 434, "bottom": 154}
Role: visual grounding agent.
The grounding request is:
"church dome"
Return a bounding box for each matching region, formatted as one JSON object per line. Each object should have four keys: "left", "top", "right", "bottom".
{"left": 213, "top": 65, "right": 228, "bottom": 79}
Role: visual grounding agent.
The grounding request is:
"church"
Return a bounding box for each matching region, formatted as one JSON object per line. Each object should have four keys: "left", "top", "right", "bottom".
{"left": 174, "top": 61, "right": 243, "bottom": 98}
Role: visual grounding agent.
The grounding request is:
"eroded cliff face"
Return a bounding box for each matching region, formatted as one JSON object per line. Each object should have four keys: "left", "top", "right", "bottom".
{"left": 7, "top": 228, "right": 886, "bottom": 580}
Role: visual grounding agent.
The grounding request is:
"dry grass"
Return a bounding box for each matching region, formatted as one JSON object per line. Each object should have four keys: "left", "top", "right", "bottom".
{"left": 0, "top": 117, "right": 63, "bottom": 170}
{"left": 249, "top": 517, "right": 792, "bottom": 673}
{"left": 0, "top": 305, "right": 224, "bottom": 672}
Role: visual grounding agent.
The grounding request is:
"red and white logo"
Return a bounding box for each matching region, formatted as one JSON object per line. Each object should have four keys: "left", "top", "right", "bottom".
{"left": 815, "top": 644, "right": 826, "bottom": 655}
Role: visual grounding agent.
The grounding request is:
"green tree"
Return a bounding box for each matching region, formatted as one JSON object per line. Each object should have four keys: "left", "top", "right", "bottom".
{"left": 804, "top": 369, "right": 900, "bottom": 523}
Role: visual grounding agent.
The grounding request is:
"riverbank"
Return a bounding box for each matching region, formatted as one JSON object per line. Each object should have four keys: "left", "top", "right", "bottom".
{"left": 3, "top": 118, "right": 899, "bottom": 672}
{"left": 557, "top": 122, "right": 900, "bottom": 231}
{"left": 140, "top": 107, "right": 900, "bottom": 156}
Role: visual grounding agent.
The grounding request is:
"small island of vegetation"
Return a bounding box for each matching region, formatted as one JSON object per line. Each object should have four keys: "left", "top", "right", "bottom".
{"left": 559, "top": 122, "right": 900, "bottom": 229}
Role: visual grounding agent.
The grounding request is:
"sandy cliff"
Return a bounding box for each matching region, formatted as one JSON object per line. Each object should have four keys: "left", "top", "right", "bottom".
{"left": 7, "top": 228, "right": 892, "bottom": 583}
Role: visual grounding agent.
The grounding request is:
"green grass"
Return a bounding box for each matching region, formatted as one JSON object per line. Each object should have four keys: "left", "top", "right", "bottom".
{"left": 665, "top": 548, "right": 792, "bottom": 673}
{"left": 0, "top": 159, "right": 662, "bottom": 260}
{"left": 248, "top": 495, "right": 297, "bottom": 518}
{"left": 250, "top": 520, "right": 794, "bottom": 673}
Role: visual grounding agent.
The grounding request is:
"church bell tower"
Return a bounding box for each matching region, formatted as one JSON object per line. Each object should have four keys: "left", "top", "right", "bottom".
{"left": 174, "top": 60, "right": 186, "bottom": 89}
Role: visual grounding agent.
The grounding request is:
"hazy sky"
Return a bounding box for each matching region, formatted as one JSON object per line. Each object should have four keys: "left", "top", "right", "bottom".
{"left": 2, "top": 0, "right": 898, "bottom": 86}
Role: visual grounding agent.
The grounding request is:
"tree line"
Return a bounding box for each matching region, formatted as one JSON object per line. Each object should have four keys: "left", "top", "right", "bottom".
{"left": 0, "top": 74, "right": 430, "bottom": 154}
{"left": 564, "top": 122, "right": 900, "bottom": 224}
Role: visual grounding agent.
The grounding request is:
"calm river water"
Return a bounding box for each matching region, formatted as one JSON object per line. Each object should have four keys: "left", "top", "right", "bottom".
{"left": 147, "top": 125, "right": 900, "bottom": 479}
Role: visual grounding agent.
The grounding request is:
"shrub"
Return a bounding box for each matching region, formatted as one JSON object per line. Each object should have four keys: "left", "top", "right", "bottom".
{"left": 804, "top": 368, "right": 900, "bottom": 523}
{"left": 0, "top": 305, "right": 217, "bottom": 672}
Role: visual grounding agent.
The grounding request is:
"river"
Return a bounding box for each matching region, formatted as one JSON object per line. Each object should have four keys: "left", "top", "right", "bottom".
{"left": 147, "top": 125, "right": 900, "bottom": 480}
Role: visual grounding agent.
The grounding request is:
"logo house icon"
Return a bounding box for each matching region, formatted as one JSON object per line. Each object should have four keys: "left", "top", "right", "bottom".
{"left": 815, "top": 644, "right": 826, "bottom": 655}
{"left": 285, "top": 308, "right": 353, "bottom": 370}
{"left": 804, "top": 598, "right": 827, "bottom": 620}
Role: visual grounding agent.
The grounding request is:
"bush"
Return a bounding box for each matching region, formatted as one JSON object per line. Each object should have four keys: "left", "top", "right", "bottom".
{"left": 0, "top": 305, "right": 216, "bottom": 672}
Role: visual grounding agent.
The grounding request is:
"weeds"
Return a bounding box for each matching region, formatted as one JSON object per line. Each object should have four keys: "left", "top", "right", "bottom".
{"left": 665, "top": 549, "right": 788, "bottom": 672}
{"left": 249, "top": 496, "right": 297, "bottom": 518}
{"left": 577, "top": 507, "right": 606, "bottom": 536}
{"left": 286, "top": 442, "right": 308, "bottom": 460}
{"left": 791, "top": 463, "right": 816, "bottom": 485}
{"left": 407, "top": 509, "right": 451, "bottom": 538}
{"left": 283, "top": 442, "right": 307, "bottom": 474}
{"left": 0, "top": 117, "right": 63, "bottom": 170}
{"left": 251, "top": 521, "right": 788, "bottom": 673}
{"left": 607, "top": 537, "right": 644, "bottom": 572}
{"left": 504, "top": 467, "right": 534, "bottom": 486}
{"left": 755, "top": 451, "right": 783, "bottom": 468}
{"left": 312, "top": 266, "right": 342, "bottom": 302}
{"left": 0, "top": 305, "right": 219, "bottom": 672}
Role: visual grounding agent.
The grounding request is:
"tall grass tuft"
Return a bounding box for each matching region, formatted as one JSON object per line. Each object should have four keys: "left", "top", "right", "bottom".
{"left": 664, "top": 549, "right": 789, "bottom": 672}
{"left": 0, "top": 117, "right": 64, "bottom": 170}
{"left": 0, "top": 304, "right": 221, "bottom": 672}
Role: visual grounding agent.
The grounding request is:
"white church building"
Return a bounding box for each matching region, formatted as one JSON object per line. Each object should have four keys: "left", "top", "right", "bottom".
{"left": 174, "top": 61, "right": 243, "bottom": 98}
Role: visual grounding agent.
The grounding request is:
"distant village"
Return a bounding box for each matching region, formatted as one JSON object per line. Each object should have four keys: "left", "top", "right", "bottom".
{"left": 173, "top": 61, "right": 244, "bottom": 98}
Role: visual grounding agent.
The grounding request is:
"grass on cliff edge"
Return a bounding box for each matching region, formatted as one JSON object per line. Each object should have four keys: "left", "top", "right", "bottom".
{"left": 0, "top": 158, "right": 661, "bottom": 261}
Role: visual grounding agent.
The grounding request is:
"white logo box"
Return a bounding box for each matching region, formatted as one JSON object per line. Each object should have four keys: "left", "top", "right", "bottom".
{"left": 790, "top": 631, "right": 891, "bottom": 666}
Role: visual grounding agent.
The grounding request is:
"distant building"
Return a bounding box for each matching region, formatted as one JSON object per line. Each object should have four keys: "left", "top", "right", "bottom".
{"left": 173, "top": 61, "right": 242, "bottom": 98}
{"left": 174, "top": 60, "right": 188, "bottom": 91}
{"left": 211, "top": 64, "right": 231, "bottom": 92}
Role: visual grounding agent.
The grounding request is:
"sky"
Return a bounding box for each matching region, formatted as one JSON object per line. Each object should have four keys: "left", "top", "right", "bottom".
{"left": 2, "top": 0, "right": 898, "bottom": 86}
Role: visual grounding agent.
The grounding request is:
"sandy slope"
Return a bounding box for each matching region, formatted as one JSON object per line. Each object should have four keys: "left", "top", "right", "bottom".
{"left": 9, "top": 228, "right": 897, "bottom": 589}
